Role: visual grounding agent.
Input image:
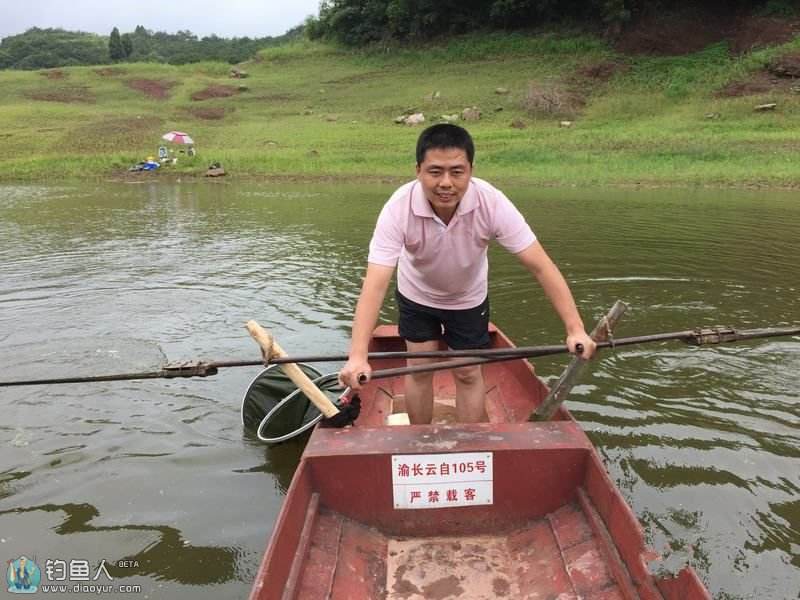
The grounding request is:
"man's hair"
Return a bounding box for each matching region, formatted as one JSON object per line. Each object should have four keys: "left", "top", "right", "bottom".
{"left": 416, "top": 124, "right": 475, "bottom": 166}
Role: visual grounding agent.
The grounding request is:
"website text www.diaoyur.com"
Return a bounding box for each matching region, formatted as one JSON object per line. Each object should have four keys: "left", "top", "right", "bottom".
{"left": 40, "top": 582, "right": 142, "bottom": 594}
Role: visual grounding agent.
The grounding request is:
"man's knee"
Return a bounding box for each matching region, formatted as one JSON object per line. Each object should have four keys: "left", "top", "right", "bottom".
{"left": 453, "top": 365, "right": 482, "bottom": 386}
{"left": 408, "top": 370, "right": 434, "bottom": 385}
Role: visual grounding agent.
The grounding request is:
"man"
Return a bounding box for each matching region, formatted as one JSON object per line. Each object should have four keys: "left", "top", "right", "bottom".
{"left": 13, "top": 556, "right": 32, "bottom": 590}
{"left": 338, "top": 124, "right": 595, "bottom": 423}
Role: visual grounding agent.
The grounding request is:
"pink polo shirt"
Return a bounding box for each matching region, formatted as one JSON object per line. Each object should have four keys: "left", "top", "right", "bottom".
{"left": 368, "top": 177, "right": 536, "bottom": 309}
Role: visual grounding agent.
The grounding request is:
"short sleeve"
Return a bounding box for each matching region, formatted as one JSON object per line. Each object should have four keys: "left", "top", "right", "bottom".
{"left": 492, "top": 189, "right": 536, "bottom": 253}
{"left": 367, "top": 197, "right": 405, "bottom": 266}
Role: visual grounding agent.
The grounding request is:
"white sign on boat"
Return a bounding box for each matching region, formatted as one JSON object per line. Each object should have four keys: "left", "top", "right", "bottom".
{"left": 391, "top": 452, "right": 493, "bottom": 510}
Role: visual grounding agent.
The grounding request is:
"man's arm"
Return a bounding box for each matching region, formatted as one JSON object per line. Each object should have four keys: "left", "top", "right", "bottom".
{"left": 515, "top": 241, "right": 596, "bottom": 359}
{"left": 338, "top": 262, "right": 395, "bottom": 388}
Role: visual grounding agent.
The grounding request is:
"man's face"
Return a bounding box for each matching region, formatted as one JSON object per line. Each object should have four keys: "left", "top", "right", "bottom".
{"left": 416, "top": 147, "right": 472, "bottom": 218}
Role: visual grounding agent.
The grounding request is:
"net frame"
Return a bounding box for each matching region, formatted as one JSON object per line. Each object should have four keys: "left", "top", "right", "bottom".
{"left": 240, "top": 364, "right": 344, "bottom": 444}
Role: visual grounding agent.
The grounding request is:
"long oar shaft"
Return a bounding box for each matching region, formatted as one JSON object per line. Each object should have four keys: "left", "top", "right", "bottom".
{"left": 0, "top": 363, "right": 220, "bottom": 387}
{"left": 0, "top": 371, "right": 168, "bottom": 386}
{"left": 1, "top": 326, "right": 797, "bottom": 387}
{"left": 0, "top": 351, "right": 534, "bottom": 387}
{"left": 0, "top": 347, "right": 566, "bottom": 387}
{"left": 253, "top": 325, "right": 800, "bottom": 365}
{"left": 363, "top": 325, "right": 800, "bottom": 382}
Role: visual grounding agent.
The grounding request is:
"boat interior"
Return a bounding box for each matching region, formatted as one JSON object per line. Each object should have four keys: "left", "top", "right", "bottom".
{"left": 354, "top": 325, "right": 557, "bottom": 427}
{"left": 250, "top": 326, "right": 705, "bottom": 600}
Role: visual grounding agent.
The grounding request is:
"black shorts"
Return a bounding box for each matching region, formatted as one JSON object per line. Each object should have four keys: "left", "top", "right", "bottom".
{"left": 396, "top": 290, "right": 490, "bottom": 350}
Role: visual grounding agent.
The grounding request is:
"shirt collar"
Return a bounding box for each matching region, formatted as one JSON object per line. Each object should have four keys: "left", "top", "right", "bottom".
{"left": 411, "top": 179, "right": 478, "bottom": 218}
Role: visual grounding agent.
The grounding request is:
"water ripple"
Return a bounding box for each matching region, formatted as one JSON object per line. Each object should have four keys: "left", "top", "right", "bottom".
{"left": 1, "top": 182, "right": 798, "bottom": 599}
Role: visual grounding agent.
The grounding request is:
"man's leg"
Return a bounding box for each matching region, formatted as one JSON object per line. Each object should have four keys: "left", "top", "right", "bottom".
{"left": 396, "top": 290, "right": 443, "bottom": 424}
{"left": 403, "top": 339, "right": 440, "bottom": 424}
{"left": 452, "top": 364, "right": 487, "bottom": 423}
{"left": 442, "top": 295, "right": 491, "bottom": 423}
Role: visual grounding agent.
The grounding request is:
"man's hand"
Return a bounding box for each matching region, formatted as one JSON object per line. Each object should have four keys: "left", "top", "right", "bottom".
{"left": 339, "top": 355, "right": 371, "bottom": 390}
{"left": 567, "top": 331, "right": 596, "bottom": 360}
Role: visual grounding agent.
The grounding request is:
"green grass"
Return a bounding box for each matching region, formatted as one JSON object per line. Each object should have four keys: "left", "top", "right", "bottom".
{"left": 0, "top": 32, "right": 798, "bottom": 187}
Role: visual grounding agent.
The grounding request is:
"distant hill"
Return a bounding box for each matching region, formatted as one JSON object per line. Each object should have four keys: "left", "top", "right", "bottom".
{"left": 0, "top": 19, "right": 797, "bottom": 187}
{"left": 306, "top": 0, "right": 798, "bottom": 46}
{"left": 0, "top": 25, "right": 304, "bottom": 70}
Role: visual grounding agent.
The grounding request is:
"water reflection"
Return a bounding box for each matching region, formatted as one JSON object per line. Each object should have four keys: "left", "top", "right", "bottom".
{"left": 0, "top": 503, "right": 238, "bottom": 584}
{"left": 236, "top": 434, "right": 309, "bottom": 495}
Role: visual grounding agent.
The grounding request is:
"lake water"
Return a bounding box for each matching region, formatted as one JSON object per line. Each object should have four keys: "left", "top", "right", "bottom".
{"left": 0, "top": 181, "right": 797, "bottom": 599}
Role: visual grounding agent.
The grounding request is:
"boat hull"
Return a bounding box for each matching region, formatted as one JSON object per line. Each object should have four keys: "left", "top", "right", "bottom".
{"left": 250, "top": 325, "right": 709, "bottom": 600}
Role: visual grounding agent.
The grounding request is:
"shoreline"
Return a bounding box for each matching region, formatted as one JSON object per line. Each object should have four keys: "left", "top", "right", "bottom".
{"left": 2, "top": 169, "right": 797, "bottom": 192}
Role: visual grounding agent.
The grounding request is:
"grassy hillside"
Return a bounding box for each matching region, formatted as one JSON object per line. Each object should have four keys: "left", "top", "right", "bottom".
{"left": 0, "top": 32, "right": 799, "bottom": 187}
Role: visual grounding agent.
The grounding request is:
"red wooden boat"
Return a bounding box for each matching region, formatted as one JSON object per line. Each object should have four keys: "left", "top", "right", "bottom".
{"left": 250, "top": 324, "right": 710, "bottom": 600}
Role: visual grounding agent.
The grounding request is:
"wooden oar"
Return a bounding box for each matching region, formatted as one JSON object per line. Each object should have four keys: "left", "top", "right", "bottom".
{"left": 532, "top": 300, "right": 628, "bottom": 421}
{"left": 245, "top": 320, "right": 340, "bottom": 419}
{"left": 1, "top": 325, "right": 797, "bottom": 387}
{"left": 246, "top": 321, "right": 364, "bottom": 430}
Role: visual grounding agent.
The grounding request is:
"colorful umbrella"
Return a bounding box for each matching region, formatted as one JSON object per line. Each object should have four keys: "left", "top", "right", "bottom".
{"left": 162, "top": 131, "right": 194, "bottom": 145}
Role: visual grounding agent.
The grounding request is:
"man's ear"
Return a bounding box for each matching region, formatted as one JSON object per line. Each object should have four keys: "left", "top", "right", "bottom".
{"left": 415, "top": 164, "right": 421, "bottom": 176}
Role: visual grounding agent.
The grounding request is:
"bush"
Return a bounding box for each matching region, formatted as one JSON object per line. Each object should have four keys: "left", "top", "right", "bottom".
{"left": 523, "top": 80, "right": 583, "bottom": 117}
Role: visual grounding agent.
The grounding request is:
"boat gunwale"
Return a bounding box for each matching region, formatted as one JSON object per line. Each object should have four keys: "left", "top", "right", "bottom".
{"left": 249, "top": 324, "right": 711, "bottom": 600}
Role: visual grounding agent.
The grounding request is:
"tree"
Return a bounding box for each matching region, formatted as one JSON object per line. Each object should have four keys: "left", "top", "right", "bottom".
{"left": 0, "top": 24, "right": 283, "bottom": 70}
{"left": 109, "top": 27, "right": 124, "bottom": 61}
{"left": 0, "top": 28, "right": 107, "bottom": 69}
{"left": 121, "top": 33, "right": 134, "bottom": 58}
{"left": 304, "top": 0, "right": 630, "bottom": 44}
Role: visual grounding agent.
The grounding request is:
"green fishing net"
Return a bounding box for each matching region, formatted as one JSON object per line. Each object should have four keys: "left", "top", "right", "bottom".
{"left": 241, "top": 364, "right": 343, "bottom": 444}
